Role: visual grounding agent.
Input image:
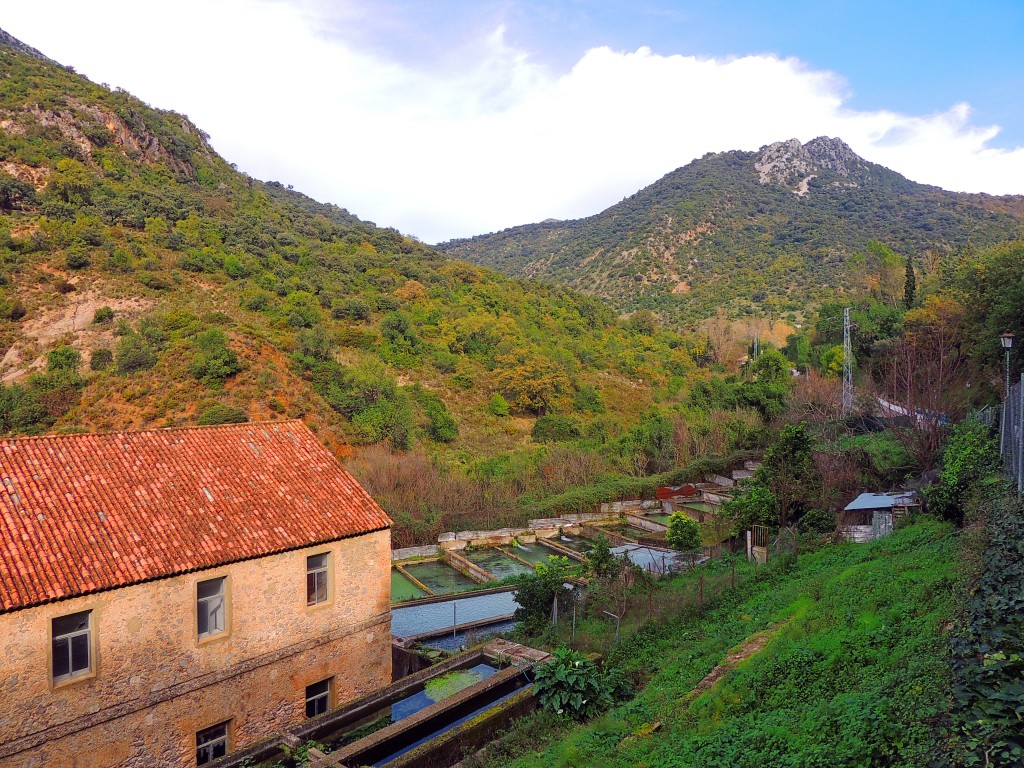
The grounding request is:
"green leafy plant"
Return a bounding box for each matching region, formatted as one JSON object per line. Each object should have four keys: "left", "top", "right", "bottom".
{"left": 534, "top": 647, "right": 617, "bottom": 720}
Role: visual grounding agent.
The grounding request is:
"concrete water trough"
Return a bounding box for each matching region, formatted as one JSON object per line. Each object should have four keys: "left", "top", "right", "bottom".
{"left": 212, "top": 643, "right": 547, "bottom": 768}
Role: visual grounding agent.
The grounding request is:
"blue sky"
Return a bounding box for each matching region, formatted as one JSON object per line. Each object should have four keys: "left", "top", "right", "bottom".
{"left": 4, "top": 1, "right": 1023, "bottom": 241}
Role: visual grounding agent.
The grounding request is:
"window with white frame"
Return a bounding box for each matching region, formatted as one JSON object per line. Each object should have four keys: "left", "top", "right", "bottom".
{"left": 52, "top": 610, "right": 92, "bottom": 683}
{"left": 197, "top": 577, "right": 226, "bottom": 639}
{"left": 305, "top": 678, "right": 332, "bottom": 718}
{"left": 306, "top": 553, "right": 329, "bottom": 606}
{"left": 195, "top": 721, "right": 228, "bottom": 765}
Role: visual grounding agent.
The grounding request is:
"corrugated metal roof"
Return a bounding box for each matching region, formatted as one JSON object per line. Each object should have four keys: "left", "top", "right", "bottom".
{"left": 843, "top": 492, "right": 917, "bottom": 511}
{"left": 0, "top": 420, "right": 391, "bottom": 612}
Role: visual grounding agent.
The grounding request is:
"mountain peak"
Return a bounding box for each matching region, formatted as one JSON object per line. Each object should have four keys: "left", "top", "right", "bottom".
{"left": 0, "top": 27, "right": 54, "bottom": 64}
{"left": 754, "top": 136, "right": 866, "bottom": 191}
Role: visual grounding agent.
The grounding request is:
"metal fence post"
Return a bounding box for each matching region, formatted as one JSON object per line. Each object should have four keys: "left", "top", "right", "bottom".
{"left": 1018, "top": 374, "right": 1023, "bottom": 496}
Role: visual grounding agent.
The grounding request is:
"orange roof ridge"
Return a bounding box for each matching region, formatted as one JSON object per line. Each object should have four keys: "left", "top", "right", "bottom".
{"left": 0, "top": 417, "right": 306, "bottom": 442}
{"left": 0, "top": 421, "right": 391, "bottom": 613}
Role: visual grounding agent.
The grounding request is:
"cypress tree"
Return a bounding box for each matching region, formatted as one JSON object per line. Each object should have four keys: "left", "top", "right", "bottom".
{"left": 904, "top": 254, "right": 916, "bottom": 309}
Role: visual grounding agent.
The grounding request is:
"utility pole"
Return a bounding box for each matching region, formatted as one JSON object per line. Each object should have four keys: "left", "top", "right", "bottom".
{"left": 753, "top": 332, "right": 759, "bottom": 360}
{"left": 842, "top": 307, "right": 854, "bottom": 417}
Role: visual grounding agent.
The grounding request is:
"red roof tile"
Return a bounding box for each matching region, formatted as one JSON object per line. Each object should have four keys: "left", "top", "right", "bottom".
{"left": 0, "top": 420, "right": 391, "bottom": 612}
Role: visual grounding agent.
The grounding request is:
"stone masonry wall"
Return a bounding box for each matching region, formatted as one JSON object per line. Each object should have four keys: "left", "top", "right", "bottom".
{"left": 0, "top": 529, "right": 392, "bottom": 768}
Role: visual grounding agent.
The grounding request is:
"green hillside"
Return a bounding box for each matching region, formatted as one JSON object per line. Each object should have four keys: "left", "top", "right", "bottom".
{"left": 441, "top": 137, "right": 1024, "bottom": 321}
{"left": 0, "top": 33, "right": 771, "bottom": 545}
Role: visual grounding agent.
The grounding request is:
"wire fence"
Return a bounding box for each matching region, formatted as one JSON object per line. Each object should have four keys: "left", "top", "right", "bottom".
{"left": 999, "top": 374, "right": 1024, "bottom": 496}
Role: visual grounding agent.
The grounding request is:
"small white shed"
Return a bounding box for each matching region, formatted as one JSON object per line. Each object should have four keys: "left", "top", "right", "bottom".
{"left": 840, "top": 491, "right": 920, "bottom": 542}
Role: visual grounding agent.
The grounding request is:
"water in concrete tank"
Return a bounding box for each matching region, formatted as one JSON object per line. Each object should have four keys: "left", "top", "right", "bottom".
{"left": 509, "top": 542, "right": 556, "bottom": 566}
{"left": 463, "top": 548, "right": 535, "bottom": 579}
{"left": 391, "top": 590, "right": 518, "bottom": 637}
{"left": 403, "top": 560, "right": 478, "bottom": 595}
{"left": 391, "top": 569, "right": 428, "bottom": 602}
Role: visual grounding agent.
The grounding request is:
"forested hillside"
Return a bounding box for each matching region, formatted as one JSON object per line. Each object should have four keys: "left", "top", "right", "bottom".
{"left": 441, "top": 137, "right": 1024, "bottom": 321}
{"left": 0, "top": 33, "right": 772, "bottom": 544}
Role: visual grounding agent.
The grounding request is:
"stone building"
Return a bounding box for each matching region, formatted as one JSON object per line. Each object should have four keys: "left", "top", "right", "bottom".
{"left": 0, "top": 420, "right": 392, "bottom": 768}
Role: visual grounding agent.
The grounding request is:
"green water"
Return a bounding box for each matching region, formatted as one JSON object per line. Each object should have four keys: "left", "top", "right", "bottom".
{"left": 552, "top": 534, "right": 594, "bottom": 553}
{"left": 404, "top": 560, "right": 478, "bottom": 595}
{"left": 464, "top": 548, "right": 536, "bottom": 579}
{"left": 599, "top": 523, "right": 649, "bottom": 539}
{"left": 682, "top": 501, "right": 720, "bottom": 514}
{"left": 391, "top": 569, "right": 428, "bottom": 602}
{"left": 645, "top": 514, "right": 673, "bottom": 525}
{"left": 506, "top": 542, "right": 555, "bottom": 566}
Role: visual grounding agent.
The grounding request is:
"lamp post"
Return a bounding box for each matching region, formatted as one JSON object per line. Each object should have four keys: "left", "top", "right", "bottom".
{"left": 1001, "top": 331, "right": 1015, "bottom": 399}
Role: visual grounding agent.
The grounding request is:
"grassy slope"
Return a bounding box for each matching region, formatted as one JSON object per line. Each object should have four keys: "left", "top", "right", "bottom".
{"left": 501, "top": 520, "right": 958, "bottom": 768}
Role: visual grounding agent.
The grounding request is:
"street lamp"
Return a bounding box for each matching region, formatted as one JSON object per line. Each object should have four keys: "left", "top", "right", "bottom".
{"left": 1001, "top": 331, "right": 1015, "bottom": 399}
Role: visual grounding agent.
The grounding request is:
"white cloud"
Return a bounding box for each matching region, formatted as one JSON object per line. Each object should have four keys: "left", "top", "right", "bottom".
{"left": 3, "top": 1, "right": 1024, "bottom": 242}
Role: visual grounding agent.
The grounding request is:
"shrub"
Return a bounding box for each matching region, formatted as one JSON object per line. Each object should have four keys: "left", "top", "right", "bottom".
{"left": 89, "top": 348, "right": 114, "bottom": 371}
{"left": 64, "top": 244, "right": 90, "bottom": 270}
{"left": 532, "top": 414, "right": 582, "bottom": 443}
{"left": 799, "top": 507, "right": 836, "bottom": 534}
{"left": 0, "top": 297, "right": 25, "bottom": 321}
{"left": 430, "top": 346, "right": 460, "bottom": 373}
{"left": 197, "top": 404, "right": 248, "bottom": 425}
{"left": 47, "top": 346, "right": 81, "bottom": 373}
{"left": 115, "top": 334, "right": 158, "bottom": 374}
{"left": 92, "top": 306, "right": 115, "bottom": 324}
{"left": 332, "top": 297, "right": 372, "bottom": 322}
{"left": 926, "top": 420, "right": 999, "bottom": 526}
{"left": 572, "top": 385, "right": 605, "bottom": 414}
{"left": 488, "top": 393, "right": 510, "bottom": 416}
{"left": 424, "top": 398, "right": 458, "bottom": 442}
{"left": 189, "top": 328, "right": 242, "bottom": 387}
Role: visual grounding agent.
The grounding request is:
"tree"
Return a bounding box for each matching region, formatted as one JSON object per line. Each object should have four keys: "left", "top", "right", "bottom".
{"left": 880, "top": 295, "right": 968, "bottom": 469}
{"left": 0, "top": 172, "right": 35, "bottom": 211}
{"left": 750, "top": 346, "right": 789, "bottom": 383}
{"left": 666, "top": 513, "right": 702, "bottom": 557}
{"left": 819, "top": 345, "right": 844, "bottom": 378}
{"left": 512, "top": 556, "right": 574, "bottom": 636}
{"left": 904, "top": 254, "right": 916, "bottom": 309}
{"left": 586, "top": 533, "right": 621, "bottom": 578}
{"left": 45, "top": 159, "right": 96, "bottom": 205}
{"left": 724, "top": 484, "right": 779, "bottom": 531}
{"left": 494, "top": 350, "right": 571, "bottom": 414}
{"left": 759, "top": 422, "right": 817, "bottom": 526}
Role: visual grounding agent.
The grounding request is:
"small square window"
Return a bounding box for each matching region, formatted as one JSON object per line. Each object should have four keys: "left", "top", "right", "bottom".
{"left": 305, "top": 678, "right": 332, "bottom": 718}
{"left": 197, "top": 577, "right": 226, "bottom": 639}
{"left": 52, "top": 610, "right": 92, "bottom": 683}
{"left": 196, "top": 721, "right": 229, "bottom": 765}
{"left": 306, "top": 553, "right": 329, "bottom": 606}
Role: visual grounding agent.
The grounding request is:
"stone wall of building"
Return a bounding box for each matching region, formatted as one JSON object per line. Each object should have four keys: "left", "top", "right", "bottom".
{"left": 0, "top": 529, "right": 391, "bottom": 768}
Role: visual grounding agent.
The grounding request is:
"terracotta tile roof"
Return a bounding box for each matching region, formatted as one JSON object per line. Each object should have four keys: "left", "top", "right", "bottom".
{"left": 0, "top": 420, "right": 391, "bottom": 612}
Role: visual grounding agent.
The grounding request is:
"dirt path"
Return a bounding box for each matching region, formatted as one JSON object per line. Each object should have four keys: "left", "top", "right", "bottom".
{"left": 683, "top": 621, "right": 787, "bottom": 704}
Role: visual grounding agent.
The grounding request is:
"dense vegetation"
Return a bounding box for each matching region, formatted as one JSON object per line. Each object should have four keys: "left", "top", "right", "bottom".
{"left": 472, "top": 520, "right": 962, "bottom": 767}
{"left": 0, "top": 38, "right": 775, "bottom": 545}
{"left": 442, "top": 139, "right": 1024, "bottom": 321}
